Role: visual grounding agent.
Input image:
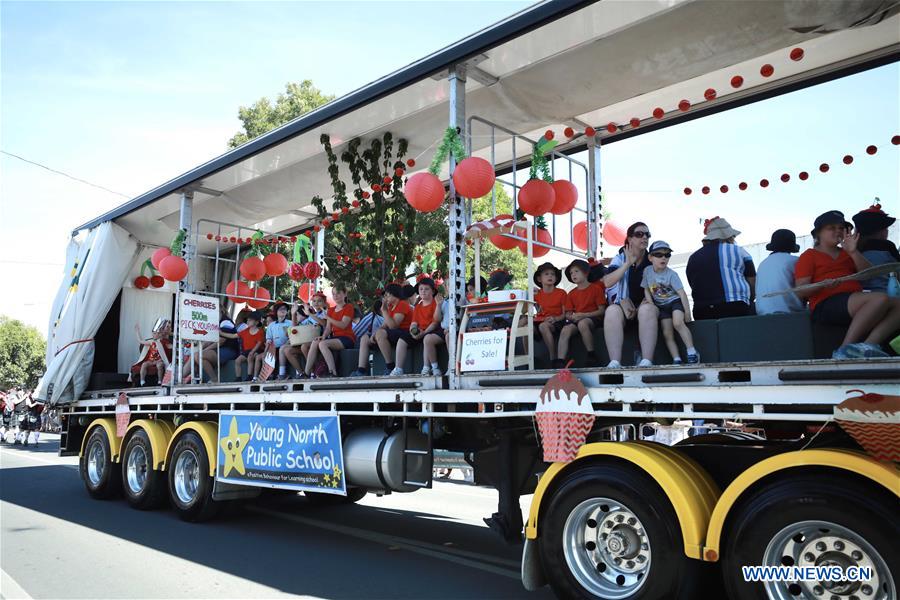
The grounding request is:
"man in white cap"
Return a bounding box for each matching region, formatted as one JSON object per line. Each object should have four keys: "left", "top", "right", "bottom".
{"left": 686, "top": 217, "right": 756, "bottom": 320}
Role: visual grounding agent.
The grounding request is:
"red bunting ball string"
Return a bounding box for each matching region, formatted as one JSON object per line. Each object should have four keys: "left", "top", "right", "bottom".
{"left": 790, "top": 47, "right": 804, "bottom": 61}
{"left": 683, "top": 187, "right": 692, "bottom": 195}
{"left": 701, "top": 186, "right": 710, "bottom": 195}
{"left": 704, "top": 88, "right": 717, "bottom": 101}
{"left": 738, "top": 182, "right": 748, "bottom": 191}
{"left": 720, "top": 185, "right": 728, "bottom": 193}
{"left": 678, "top": 99, "right": 691, "bottom": 112}
{"left": 731, "top": 75, "right": 744, "bottom": 88}
{"left": 843, "top": 155, "right": 853, "bottom": 165}
{"left": 760, "top": 179, "right": 769, "bottom": 188}
{"left": 799, "top": 171, "right": 809, "bottom": 181}
{"left": 584, "top": 126, "right": 596, "bottom": 137}
{"left": 606, "top": 123, "right": 617, "bottom": 134}
{"left": 820, "top": 163, "right": 830, "bottom": 173}
{"left": 653, "top": 107, "right": 664, "bottom": 119}
{"left": 781, "top": 173, "right": 790, "bottom": 183}
{"left": 760, "top": 64, "right": 774, "bottom": 77}
{"left": 630, "top": 117, "right": 640, "bottom": 128}
{"left": 866, "top": 145, "right": 877, "bottom": 155}
{"left": 564, "top": 127, "right": 574, "bottom": 138}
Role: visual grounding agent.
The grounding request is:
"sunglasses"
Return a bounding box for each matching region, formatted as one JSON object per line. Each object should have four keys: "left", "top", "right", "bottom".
{"left": 632, "top": 231, "right": 651, "bottom": 238}
{"left": 650, "top": 252, "right": 671, "bottom": 258}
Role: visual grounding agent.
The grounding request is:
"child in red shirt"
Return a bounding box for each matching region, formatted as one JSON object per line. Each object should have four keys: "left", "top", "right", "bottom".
{"left": 303, "top": 285, "right": 356, "bottom": 378}
{"left": 235, "top": 312, "right": 264, "bottom": 381}
{"left": 392, "top": 278, "right": 444, "bottom": 376}
{"left": 558, "top": 260, "right": 607, "bottom": 367}
{"left": 532, "top": 262, "right": 567, "bottom": 364}
{"left": 374, "top": 283, "right": 413, "bottom": 375}
{"left": 794, "top": 210, "right": 897, "bottom": 358}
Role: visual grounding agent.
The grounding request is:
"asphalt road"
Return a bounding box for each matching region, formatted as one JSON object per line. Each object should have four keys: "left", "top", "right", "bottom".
{"left": 0, "top": 435, "right": 552, "bottom": 600}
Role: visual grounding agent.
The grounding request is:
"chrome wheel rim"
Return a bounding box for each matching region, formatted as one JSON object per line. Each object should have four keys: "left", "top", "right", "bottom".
{"left": 173, "top": 449, "right": 200, "bottom": 505}
{"left": 126, "top": 444, "right": 148, "bottom": 494}
{"left": 86, "top": 439, "right": 105, "bottom": 486}
{"left": 762, "top": 520, "right": 894, "bottom": 600}
{"left": 562, "top": 497, "right": 651, "bottom": 599}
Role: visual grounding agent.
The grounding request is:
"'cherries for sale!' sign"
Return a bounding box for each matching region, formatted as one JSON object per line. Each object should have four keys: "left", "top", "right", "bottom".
{"left": 179, "top": 293, "right": 219, "bottom": 342}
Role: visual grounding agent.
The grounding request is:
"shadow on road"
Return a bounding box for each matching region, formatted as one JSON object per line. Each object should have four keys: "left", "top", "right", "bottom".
{"left": 0, "top": 464, "right": 535, "bottom": 599}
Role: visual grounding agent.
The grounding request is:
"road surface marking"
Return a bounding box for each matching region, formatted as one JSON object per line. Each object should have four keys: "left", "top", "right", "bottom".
{"left": 1, "top": 567, "right": 33, "bottom": 600}
{"left": 248, "top": 506, "right": 521, "bottom": 578}
{"left": 0, "top": 449, "right": 78, "bottom": 469}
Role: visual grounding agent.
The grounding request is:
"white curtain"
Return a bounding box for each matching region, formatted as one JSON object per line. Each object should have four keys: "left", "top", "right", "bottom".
{"left": 36, "top": 222, "right": 140, "bottom": 405}
{"left": 45, "top": 236, "right": 84, "bottom": 367}
{"left": 117, "top": 287, "right": 174, "bottom": 374}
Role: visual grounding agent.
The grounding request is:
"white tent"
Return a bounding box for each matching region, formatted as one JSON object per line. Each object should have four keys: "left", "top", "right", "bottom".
{"left": 36, "top": 222, "right": 140, "bottom": 405}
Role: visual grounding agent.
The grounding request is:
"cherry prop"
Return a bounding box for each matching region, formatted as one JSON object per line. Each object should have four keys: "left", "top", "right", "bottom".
{"left": 452, "top": 157, "right": 495, "bottom": 199}
{"left": 550, "top": 180, "right": 578, "bottom": 215}
{"left": 151, "top": 247, "right": 171, "bottom": 270}
{"left": 395, "top": 167, "right": 405, "bottom": 177}
{"left": 489, "top": 213, "right": 519, "bottom": 251}
{"left": 405, "top": 172, "right": 445, "bottom": 212}
{"left": 518, "top": 225, "right": 552, "bottom": 258}
{"left": 226, "top": 280, "right": 253, "bottom": 303}
{"left": 341, "top": 206, "right": 349, "bottom": 214}
{"left": 247, "top": 286, "right": 271, "bottom": 310}
{"left": 150, "top": 275, "right": 164, "bottom": 288}
{"left": 603, "top": 221, "right": 627, "bottom": 247}
{"left": 362, "top": 191, "right": 370, "bottom": 199}
{"left": 372, "top": 184, "right": 382, "bottom": 193}
{"left": 678, "top": 99, "right": 691, "bottom": 112}
{"left": 866, "top": 145, "right": 877, "bottom": 155}
{"left": 789, "top": 47, "right": 804, "bottom": 61}
{"left": 843, "top": 155, "right": 853, "bottom": 165}
{"left": 351, "top": 200, "right": 360, "bottom": 208}
{"left": 297, "top": 282, "right": 315, "bottom": 303}
{"left": 684, "top": 187, "right": 692, "bottom": 195}
{"left": 383, "top": 176, "right": 392, "bottom": 184}
{"left": 263, "top": 252, "right": 288, "bottom": 277}
{"left": 518, "top": 179, "right": 555, "bottom": 216}
{"left": 159, "top": 255, "right": 188, "bottom": 282}
{"left": 820, "top": 163, "right": 830, "bottom": 173}
{"left": 731, "top": 75, "right": 744, "bottom": 89}
{"left": 564, "top": 127, "right": 574, "bottom": 138}
{"left": 573, "top": 220, "right": 588, "bottom": 251}
{"left": 653, "top": 107, "right": 664, "bottom": 119}
{"left": 239, "top": 256, "right": 266, "bottom": 282}
{"left": 134, "top": 276, "right": 150, "bottom": 289}
{"left": 303, "top": 261, "right": 322, "bottom": 280}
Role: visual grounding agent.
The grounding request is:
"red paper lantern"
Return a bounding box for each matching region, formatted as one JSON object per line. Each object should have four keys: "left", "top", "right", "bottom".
{"left": 653, "top": 107, "right": 664, "bottom": 119}
{"left": 684, "top": 187, "right": 692, "bottom": 195}
{"left": 799, "top": 171, "right": 809, "bottom": 181}
{"left": 731, "top": 75, "right": 744, "bottom": 88}
{"left": 226, "top": 280, "right": 252, "bottom": 303}
{"left": 239, "top": 256, "right": 266, "bottom": 281}
{"left": 452, "top": 157, "right": 496, "bottom": 199}
{"left": 704, "top": 88, "right": 717, "bottom": 101}
{"left": 151, "top": 247, "right": 171, "bottom": 269}
{"left": 263, "top": 253, "right": 288, "bottom": 277}
{"left": 550, "top": 180, "right": 578, "bottom": 215}
{"left": 602, "top": 221, "right": 627, "bottom": 247}
{"left": 573, "top": 220, "right": 588, "bottom": 251}
{"left": 790, "top": 47, "right": 804, "bottom": 61}
{"left": 678, "top": 99, "right": 691, "bottom": 112}
{"left": 287, "top": 263, "right": 303, "bottom": 281}
{"left": 297, "top": 282, "right": 314, "bottom": 303}
{"left": 489, "top": 213, "right": 520, "bottom": 250}
{"left": 843, "top": 154, "right": 853, "bottom": 165}
{"left": 150, "top": 275, "right": 164, "bottom": 288}
{"left": 866, "top": 145, "right": 877, "bottom": 155}
{"left": 516, "top": 226, "right": 552, "bottom": 257}
{"left": 518, "top": 179, "right": 555, "bottom": 216}
{"left": 134, "top": 276, "right": 150, "bottom": 289}
{"left": 760, "top": 64, "right": 774, "bottom": 77}
{"left": 564, "top": 127, "right": 574, "bottom": 138}
{"left": 159, "top": 255, "right": 188, "bottom": 282}
{"left": 405, "top": 172, "right": 445, "bottom": 212}
{"left": 247, "top": 286, "right": 271, "bottom": 310}
{"left": 630, "top": 117, "right": 640, "bottom": 128}
{"left": 606, "top": 123, "right": 617, "bottom": 134}
{"left": 303, "top": 261, "right": 322, "bottom": 280}
{"left": 820, "top": 163, "right": 830, "bottom": 173}
{"left": 584, "top": 126, "right": 596, "bottom": 137}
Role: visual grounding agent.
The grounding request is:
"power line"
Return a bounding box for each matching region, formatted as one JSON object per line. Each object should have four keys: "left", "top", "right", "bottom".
{"left": 1, "top": 150, "right": 131, "bottom": 199}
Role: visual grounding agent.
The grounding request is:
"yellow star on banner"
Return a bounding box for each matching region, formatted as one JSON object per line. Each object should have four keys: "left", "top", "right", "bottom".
{"left": 332, "top": 465, "right": 342, "bottom": 480}
{"left": 219, "top": 417, "right": 250, "bottom": 476}
{"left": 324, "top": 474, "right": 332, "bottom": 486}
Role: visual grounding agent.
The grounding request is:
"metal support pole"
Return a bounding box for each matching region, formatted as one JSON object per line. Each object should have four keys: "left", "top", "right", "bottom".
{"left": 175, "top": 191, "right": 194, "bottom": 384}
{"left": 447, "top": 65, "right": 467, "bottom": 390}
{"left": 586, "top": 134, "right": 602, "bottom": 259}
{"left": 316, "top": 228, "right": 326, "bottom": 292}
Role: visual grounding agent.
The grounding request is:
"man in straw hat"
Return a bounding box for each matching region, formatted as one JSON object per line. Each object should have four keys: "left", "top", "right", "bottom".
{"left": 686, "top": 217, "right": 756, "bottom": 320}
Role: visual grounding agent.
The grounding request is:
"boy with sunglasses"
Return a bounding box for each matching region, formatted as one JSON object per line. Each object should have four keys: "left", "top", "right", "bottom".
{"left": 642, "top": 241, "right": 699, "bottom": 364}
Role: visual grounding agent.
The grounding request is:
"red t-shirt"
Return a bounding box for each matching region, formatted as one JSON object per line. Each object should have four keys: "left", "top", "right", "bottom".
{"left": 565, "top": 283, "right": 607, "bottom": 313}
{"left": 794, "top": 248, "right": 862, "bottom": 312}
{"left": 386, "top": 300, "right": 412, "bottom": 331}
{"left": 535, "top": 288, "right": 567, "bottom": 321}
{"left": 412, "top": 300, "right": 438, "bottom": 329}
{"left": 328, "top": 304, "right": 356, "bottom": 342}
{"left": 238, "top": 327, "right": 264, "bottom": 352}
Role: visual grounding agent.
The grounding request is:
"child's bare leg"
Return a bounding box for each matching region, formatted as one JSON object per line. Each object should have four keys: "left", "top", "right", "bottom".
{"left": 394, "top": 339, "right": 409, "bottom": 371}
{"left": 357, "top": 334, "right": 371, "bottom": 369}
{"left": 234, "top": 355, "right": 245, "bottom": 379}
{"left": 304, "top": 341, "right": 321, "bottom": 375}
{"left": 672, "top": 310, "right": 694, "bottom": 350}
{"left": 319, "top": 340, "right": 340, "bottom": 375}
{"left": 557, "top": 324, "right": 577, "bottom": 361}
{"left": 863, "top": 296, "right": 900, "bottom": 345}
{"left": 155, "top": 361, "right": 164, "bottom": 381}
{"left": 661, "top": 318, "right": 679, "bottom": 360}
{"left": 374, "top": 329, "right": 393, "bottom": 363}
{"left": 577, "top": 318, "right": 596, "bottom": 351}
{"left": 845, "top": 292, "right": 889, "bottom": 345}
{"left": 539, "top": 321, "right": 557, "bottom": 360}
{"left": 284, "top": 345, "right": 303, "bottom": 373}
{"left": 423, "top": 333, "right": 441, "bottom": 364}
{"left": 140, "top": 362, "right": 150, "bottom": 383}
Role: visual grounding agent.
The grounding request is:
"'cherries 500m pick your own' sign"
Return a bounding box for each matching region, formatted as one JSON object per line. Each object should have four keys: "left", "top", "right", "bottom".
{"left": 178, "top": 293, "right": 219, "bottom": 343}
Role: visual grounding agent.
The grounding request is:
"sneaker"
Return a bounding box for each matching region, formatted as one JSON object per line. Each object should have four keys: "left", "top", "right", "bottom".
{"left": 420, "top": 365, "right": 432, "bottom": 376}
{"left": 606, "top": 360, "right": 622, "bottom": 369}
{"left": 389, "top": 367, "right": 404, "bottom": 376}
{"left": 432, "top": 367, "right": 443, "bottom": 377}
{"left": 832, "top": 344, "right": 853, "bottom": 359}
{"left": 638, "top": 358, "right": 654, "bottom": 368}
{"left": 348, "top": 369, "right": 367, "bottom": 377}
{"left": 686, "top": 352, "right": 700, "bottom": 365}
{"left": 833, "top": 343, "right": 873, "bottom": 360}
{"left": 860, "top": 343, "right": 889, "bottom": 358}
{"left": 673, "top": 357, "right": 683, "bottom": 365}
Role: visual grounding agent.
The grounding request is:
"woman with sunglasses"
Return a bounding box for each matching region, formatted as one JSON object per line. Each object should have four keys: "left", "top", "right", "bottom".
{"left": 602, "top": 222, "right": 659, "bottom": 368}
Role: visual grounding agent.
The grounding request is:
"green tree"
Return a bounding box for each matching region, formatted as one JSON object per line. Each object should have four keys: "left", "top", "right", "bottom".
{"left": 0, "top": 316, "right": 46, "bottom": 389}
{"left": 228, "top": 81, "right": 335, "bottom": 149}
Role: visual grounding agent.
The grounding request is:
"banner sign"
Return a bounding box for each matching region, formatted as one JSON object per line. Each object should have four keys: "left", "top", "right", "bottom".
{"left": 179, "top": 293, "right": 219, "bottom": 342}
{"left": 460, "top": 329, "right": 507, "bottom": 372}
{"left": 216, "top": 412, "right": 346, "bottom": 495}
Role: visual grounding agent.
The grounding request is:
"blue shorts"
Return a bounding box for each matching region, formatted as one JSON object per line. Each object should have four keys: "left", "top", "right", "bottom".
{"left": 386, "top": 328, "right": 413, "bottom": 345}
{"left": 330, "top": 335, "right": 355, "bottom": 350}
{"left": 219, "top": 346, "right": 239, "bottom": 363}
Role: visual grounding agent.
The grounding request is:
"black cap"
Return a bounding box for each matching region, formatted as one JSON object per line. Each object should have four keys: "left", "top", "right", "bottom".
{"left": 565, "top": 259, "right": 591, "bottom": 283}
{"left": 487, "top": 269, "right": 513, "bottom": 291}
{"left": 812, "top": 210, "right": 852, "bottom": 234}
{"left": 852, "top": 205, "right": 895, "bottom": 236}
{"left": 533, "top": 262, "right": 562, "bottom": 287}
{"left": 467, "top": 275, "right": 488, "bottom": 290}
{"left": 247, "top": 311, "right": 264, "bottom": 322}
{"left": 766, "top": 229, "right": 800, "bottom": 253}
{"left": 587, "top": 262, "right": 606, "bottom": 283}
{"left": 401, "top": 284, "right": 416, "bottom": 299}
{"left": 384, "top": 283, "right": 403, "bottom": 298}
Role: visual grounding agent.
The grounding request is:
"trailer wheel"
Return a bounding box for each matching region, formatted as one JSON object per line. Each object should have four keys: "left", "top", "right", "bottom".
{"left": 79, "top": 426, "right": 121, "bottom": 499}
{"left": 167, "top": 431, "right": 218, "bottom": 522}
{"left": 121, "top": 429, "right": 167, "bottom": 510}
{"left": 721, "top": 474, "right": 898, "bottom": 600}
{"left": 539, "top": 463, "right": 700, "bottom": 599}
{"left": 304, "top": 487, "right": 367, "bottom": 505}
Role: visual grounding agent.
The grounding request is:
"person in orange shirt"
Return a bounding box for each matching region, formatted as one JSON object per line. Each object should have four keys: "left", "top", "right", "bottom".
{"left": 532, "top": 262, "right": 567, "bottom": 364}
{"left": 374, "top": 283, "right": 413, "bottom": 375}
{"left": 557, "top": 259, "right": 607, "bottom": 367}
{"left": 795, "top": 210, "right": 898, "bottom": 359}
{"left": 303, "top": 285, "right": 356, "bottom": 378}
{"left": 392, "top": 278, "right": 444, "bottom": 376}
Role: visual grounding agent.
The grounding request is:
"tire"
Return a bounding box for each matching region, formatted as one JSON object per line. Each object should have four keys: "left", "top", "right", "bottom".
{"left": 539, "top": 463, "right": 700, "bottom": 600}
{"left": 721, "top": 473, "right": 898, "bottom": 600}
{"left": 304, "top": 487, "right": 367, "bottom": 505}
{"left": 121, "top": 429, "right": 167, "bottom": 510}
{"left": 79, "top": 426, "right": 122, "bottom": 499}
{"left": 167, "top": 431, "right": 218, "bottom": 522}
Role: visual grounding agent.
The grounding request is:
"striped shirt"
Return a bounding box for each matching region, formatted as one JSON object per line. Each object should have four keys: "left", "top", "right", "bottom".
{"left": 352, "top": 312, "right": 385, "bottom": 338}
{"left": 686, "top": 241, "right": 756, "bottom": 307}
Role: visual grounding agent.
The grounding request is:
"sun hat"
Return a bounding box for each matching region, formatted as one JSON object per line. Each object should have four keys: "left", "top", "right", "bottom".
{"left": 564, "top": 259, "right": 591, "bottom": 283}
{"left": 702, "top": 217, "right": 741, "bottom": 241}
{"left": 533, "top": 262, "right": 562, "bottom": 287}
{"left": 852, "top": 203, "right": 895, "bottom": 236}
{"left": 766, "top": 229, "right": 800, "bottom": 253}
{"left": 811, "top": 210, "right": 852, "bottom": 236}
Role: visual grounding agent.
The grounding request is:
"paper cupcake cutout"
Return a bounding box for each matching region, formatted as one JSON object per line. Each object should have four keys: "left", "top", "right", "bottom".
{"left": 535, "top": 369, "right": 594, "bottom": 462}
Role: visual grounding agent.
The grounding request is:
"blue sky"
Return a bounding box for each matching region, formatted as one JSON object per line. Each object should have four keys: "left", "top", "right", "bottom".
{"left": 1, "top": 1, "right": 898, "bottom": 332}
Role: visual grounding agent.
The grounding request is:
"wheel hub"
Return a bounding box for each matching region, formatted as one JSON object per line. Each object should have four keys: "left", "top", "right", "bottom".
{"left": 174, "top": 449, "right": 200, "bottom": 505}
{"left": 86, "top": 440, "right": 104, "bottom": 486}
{"left": 126, "top": 444, "right": 148, "bottom": 494}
